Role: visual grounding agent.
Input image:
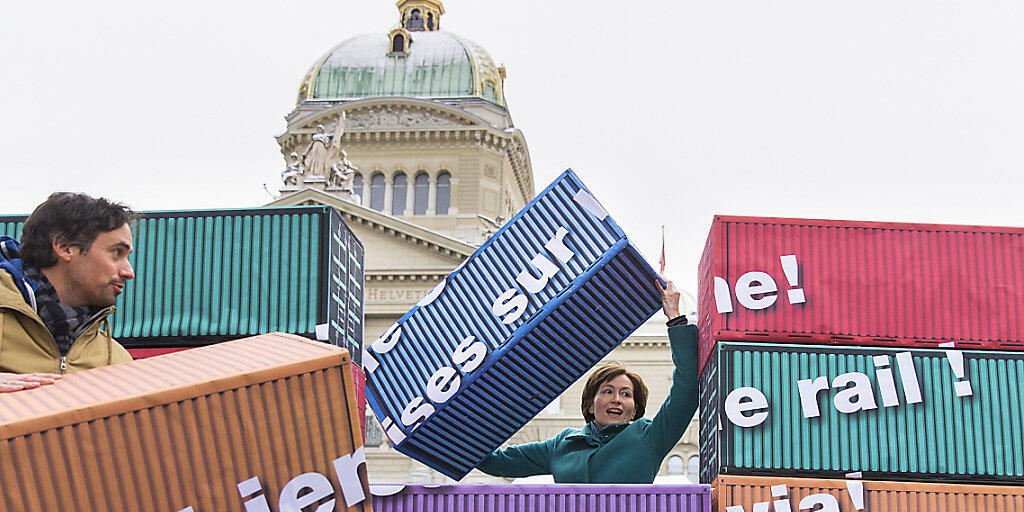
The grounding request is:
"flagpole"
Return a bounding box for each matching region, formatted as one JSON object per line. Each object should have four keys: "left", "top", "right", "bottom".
{"left": 658, "top": 225, "right": 666, "bottom": 275}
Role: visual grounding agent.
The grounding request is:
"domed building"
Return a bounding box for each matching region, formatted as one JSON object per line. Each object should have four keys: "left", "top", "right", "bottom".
{"left": 268, "top": 1, "right": 699, "bottom": 485}
{"left": 272, "top": 0, "right": 531, "bottom": 245}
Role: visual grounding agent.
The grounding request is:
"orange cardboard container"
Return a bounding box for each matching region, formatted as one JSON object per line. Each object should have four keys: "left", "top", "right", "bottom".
{"left": 0, "top": 333, "right": 372, "bottom": 512}
{"left": 714, "top": 475, "right": 1024, "bottom": 511}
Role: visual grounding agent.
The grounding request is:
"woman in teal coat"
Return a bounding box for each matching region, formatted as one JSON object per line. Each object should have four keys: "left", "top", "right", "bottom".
{"left": 476, "top": 279, "right": 699, "bottom": 483}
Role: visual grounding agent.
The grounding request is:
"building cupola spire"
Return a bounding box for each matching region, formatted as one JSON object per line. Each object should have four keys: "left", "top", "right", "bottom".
{"left": 398, "top": 0, "right": 443, "bottom": 32}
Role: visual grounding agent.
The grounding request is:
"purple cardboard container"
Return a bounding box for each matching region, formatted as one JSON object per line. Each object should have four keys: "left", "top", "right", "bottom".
{"left": 371, "top": 484, "right": 712, "bottom": 512}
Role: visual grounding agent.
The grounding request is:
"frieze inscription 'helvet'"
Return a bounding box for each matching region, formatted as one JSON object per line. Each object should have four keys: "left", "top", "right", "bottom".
{"left": 366, "top": 288, "right": 437, "bottom": 303}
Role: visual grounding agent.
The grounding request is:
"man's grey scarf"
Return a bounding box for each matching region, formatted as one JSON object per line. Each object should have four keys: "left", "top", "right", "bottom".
{"left": 23, "top": 266, "right": 100, "bottom": 357}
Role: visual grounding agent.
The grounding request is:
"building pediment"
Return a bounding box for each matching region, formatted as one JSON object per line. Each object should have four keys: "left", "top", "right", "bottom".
{"left": 344, "top": 104, "right": 469, "bottom": 130}
{"left": 276, "top": 97, "right": 534, "bottom": 205}
{"left": 282, "top": 98, "right": 487, "bottom": 138}
{"left": 266, "top": 187, "right": 475, "bottom": 274}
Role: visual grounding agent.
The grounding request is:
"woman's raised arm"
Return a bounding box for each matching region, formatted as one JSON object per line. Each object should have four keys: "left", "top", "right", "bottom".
{"left": 643, "top": 279, "right": 700, "bottom": 457}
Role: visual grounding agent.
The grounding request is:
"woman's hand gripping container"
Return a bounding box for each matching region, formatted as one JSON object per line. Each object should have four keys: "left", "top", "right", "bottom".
{"left": 698, "top": 215, "right": 1024, "bottom": 378}
{"left": 365, "top": 169, "right": 665, "bottom": 480}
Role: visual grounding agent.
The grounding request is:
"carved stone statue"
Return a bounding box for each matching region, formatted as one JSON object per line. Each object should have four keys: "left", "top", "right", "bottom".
{"left": 301, "top": 112, "right": 346, "bottom": 178}
{"left": 329, "top": 150, "right": 358, "bottom": 191}
{"left": 286, "top": 112, "right": 363, "bottom": 203}
{"left": 301, "top": 125, "right": 331, "bottom": 177}
{"left": 282, "top": 152, "right": 303, "bottom": 186}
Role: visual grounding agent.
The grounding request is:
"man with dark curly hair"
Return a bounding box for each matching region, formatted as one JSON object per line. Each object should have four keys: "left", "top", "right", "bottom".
{"left": 0, "top": 192, "right": 137, "bottom": 392}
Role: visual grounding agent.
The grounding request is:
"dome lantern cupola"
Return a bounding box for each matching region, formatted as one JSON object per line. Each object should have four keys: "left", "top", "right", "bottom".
{"left": 398, "top": 0, "right": 443, "bottom": 32}
{"left": 294, "top": 0, "right": 508, "bottom": 107}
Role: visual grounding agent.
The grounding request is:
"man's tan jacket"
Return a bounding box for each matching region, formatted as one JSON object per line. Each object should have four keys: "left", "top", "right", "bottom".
{"left": 0, "top": 271, "right": 131, "bottom": 374}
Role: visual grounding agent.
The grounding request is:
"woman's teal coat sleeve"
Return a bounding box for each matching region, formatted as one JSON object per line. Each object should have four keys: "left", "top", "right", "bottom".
{"left": 476, "top": 431, "right": 564, "bottom": 477}
{"left": 642, "top": 323, "right": 699, "bottom": 458}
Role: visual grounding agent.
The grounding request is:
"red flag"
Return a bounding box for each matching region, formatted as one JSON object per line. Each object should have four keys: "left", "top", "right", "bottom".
{"left": 658, "top": 225, "right": 666, "bottom": 274}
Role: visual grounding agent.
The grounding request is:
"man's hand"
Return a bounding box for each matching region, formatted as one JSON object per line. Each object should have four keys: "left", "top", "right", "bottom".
{"left": 656, "top": 278, "right": 681, "bottom": 320}
{"left": 0, "top": 373, "right": 61, "bottom": 393}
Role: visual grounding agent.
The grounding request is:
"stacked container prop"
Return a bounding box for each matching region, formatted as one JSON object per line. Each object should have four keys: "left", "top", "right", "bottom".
{"left": 365, "top": 170, "right": 666, "bottom": 480}
{"left": 0, "top": 206, "right": 369, "bottom": 427}
{"left": 0, "top": 333, "right": 371, "bottom": 512}
{"left": 370, "top": 484, "right": 712, "bottom": 512}
{"left": 697, "top": 216, "right": 1024, "bottom": 511}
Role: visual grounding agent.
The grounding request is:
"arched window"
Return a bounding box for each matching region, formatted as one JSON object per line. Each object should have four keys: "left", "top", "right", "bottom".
{"left": 352, "top": 173, "right": 363, "bottom": 198}
{"left": 667, "top": 455, "right": 684, "bottom": 474}
{"left": 435, "top": 171, "right": 451, "bottom": 215}
{"left": 391, "top": 34, "right": 405, "bottom": 54}
{"left": 427, "top": 12, "right": 434, "bottom": 30}
{"left": 406, "top": 9, "right": 423, "bottom": 30}
{"left": 392, "top": 172, "right": 408, "bottom": 215}
{"left": 413, "top": 172, "right": 429, "bottom": 215}
{"left": 687, "top": 455, "right": 699, "bottom": 476}
{"left": 369, "top": 173, "right": 385, "bottom": 212}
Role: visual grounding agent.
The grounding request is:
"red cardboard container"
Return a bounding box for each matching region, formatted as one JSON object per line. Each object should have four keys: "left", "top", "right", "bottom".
{"left": 127, "top": 346, "right": 193, "bottom": 359}
{"left": 697, "top": 215, "right": 1024, "bottom": 376}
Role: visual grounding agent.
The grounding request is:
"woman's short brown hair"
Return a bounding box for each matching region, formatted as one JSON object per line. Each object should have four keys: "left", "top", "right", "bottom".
{"left": 580, "top": 362, "right": 649, "bottom": 423}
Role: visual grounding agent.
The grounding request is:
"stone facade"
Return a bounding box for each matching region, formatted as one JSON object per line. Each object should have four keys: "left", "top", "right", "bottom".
{"left": 275, "top": 98, "right": 531, "bottom": 245}
{"left": 266, "top": 1, "right": 700, "bottom": 485}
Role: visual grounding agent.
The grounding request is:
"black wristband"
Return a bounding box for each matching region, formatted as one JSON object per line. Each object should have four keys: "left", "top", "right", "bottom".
{"left": 666, "top": 315, "right": 688, "bottom": 327}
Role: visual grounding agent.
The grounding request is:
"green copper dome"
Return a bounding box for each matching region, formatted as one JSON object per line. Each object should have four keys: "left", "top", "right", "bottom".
{"left": 297, "top": 31, "right": 506, "bottom": 107}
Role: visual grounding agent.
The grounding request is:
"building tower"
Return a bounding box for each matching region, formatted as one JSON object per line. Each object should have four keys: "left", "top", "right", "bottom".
{"left": 267, "top": 2, "right": 698, "bottom": 484}
{"left": 267, "top": 2, "right": 537, "bottom": 481}
{"left": 272, "top": 0, "right": 530, "bottom": 246}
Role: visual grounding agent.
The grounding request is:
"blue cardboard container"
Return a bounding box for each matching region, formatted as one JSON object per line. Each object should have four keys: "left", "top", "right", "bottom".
{"left": 365, "top": 170, "right": 663, "bottom": 480}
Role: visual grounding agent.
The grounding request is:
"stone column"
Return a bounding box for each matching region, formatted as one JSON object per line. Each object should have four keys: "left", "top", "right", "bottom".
{"left": 427, "top": 174, "right": 437, "bottom": 214}
{"left": 405, "top": 177, "right": 415, "bottom": 216}
{"left": 384, "top": 175, "right": 393, "bottom": 214}
{"left": 448, "top": 175, "right": 458, "bottom": 215}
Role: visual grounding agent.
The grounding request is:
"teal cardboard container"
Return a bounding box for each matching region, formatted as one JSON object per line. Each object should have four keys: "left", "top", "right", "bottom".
{"left": 699, "top": 341, "right": 1024, "bottom": 484}
{"left": 0, "top": 206, "right": 365, "bottom": 363}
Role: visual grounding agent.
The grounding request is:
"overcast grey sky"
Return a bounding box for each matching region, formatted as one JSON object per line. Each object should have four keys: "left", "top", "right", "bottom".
{"left": 3, "top": 1, "right": 1023, "bottom": 294}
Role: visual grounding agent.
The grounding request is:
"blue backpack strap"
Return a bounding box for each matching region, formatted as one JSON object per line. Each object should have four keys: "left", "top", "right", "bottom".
{"left": 0, "top": 236, "right": 39, "bottom": 310}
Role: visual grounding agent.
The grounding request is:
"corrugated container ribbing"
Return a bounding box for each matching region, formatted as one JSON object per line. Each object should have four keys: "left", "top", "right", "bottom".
{"left": 366, "top": 170, "right": 664, "bottom": 480}
{"left": 698, "top": 339, "right": 723, "bottom": 485}
{"left": 0, "top": 220, "right": 22, "bottom": 240}
{"left": 713, "top": 475, "right": 1024, "bottom": 512}
{"left": 700, "top": 341, "right": 1024, "bottom": 484}
{"left": 127, "top": 343, "right": 369, "bottom": 433}
{"left": 0, "top": 206, "right": 365, "bottom": 364}
{"left": 0, "top": 333, "right": 372, "bottom": 512}
{"left": 697, "top": 215, "right": 1024, "bottom": 376}
{"left": 371, "top": 484, "right": 711, "bottom": 512}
